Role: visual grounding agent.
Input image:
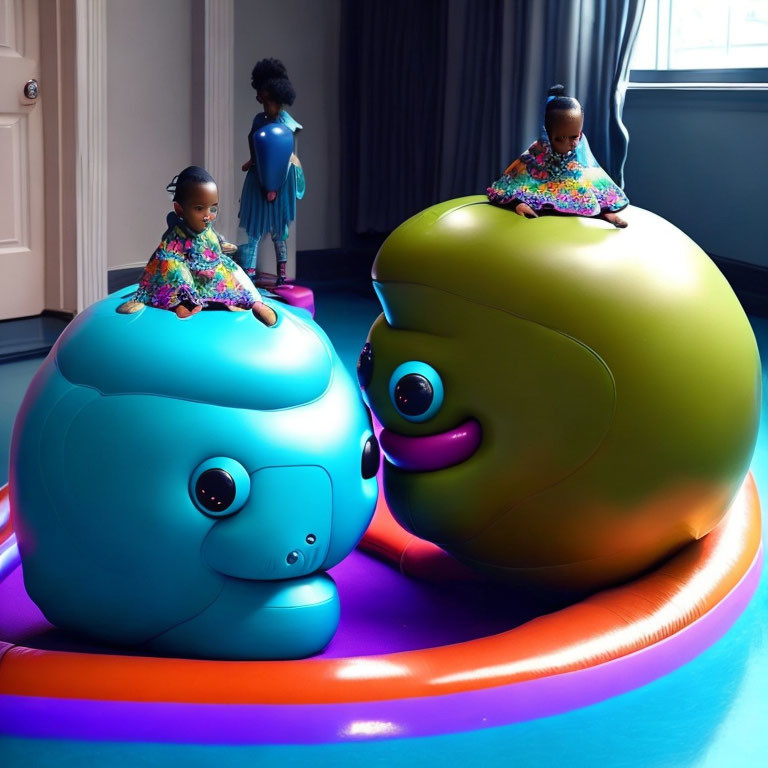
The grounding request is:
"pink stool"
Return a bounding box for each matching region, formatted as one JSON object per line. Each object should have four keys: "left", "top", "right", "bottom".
{"left": 270, "top": 283, "right": 315, "bottom": 317}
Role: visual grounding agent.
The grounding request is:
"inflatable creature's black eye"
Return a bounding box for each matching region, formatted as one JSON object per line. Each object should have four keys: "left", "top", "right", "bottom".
{"left": 388, "top": 362, "right": 444, "bottom": 422}
{"left": 195, "top": 469, "right": 236, "bottom": 513}
{"left": 361, "top": 434, "right": 380, "bottom": 479}
{"left": 190, "top": 457, "right": 251, "bottom": 517}
{"left": 357, "top": 342, "right": 373, "bottom": 389}
{"left": 394, "top": 374, "right": 433, "bottom": 416}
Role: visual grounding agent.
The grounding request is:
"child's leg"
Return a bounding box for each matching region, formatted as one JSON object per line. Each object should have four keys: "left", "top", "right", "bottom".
{"left": 240, "top": 235, "right": 261, "bottom": 279}
{"left": 271, "top": 225, "right": 290, "bottom": 285}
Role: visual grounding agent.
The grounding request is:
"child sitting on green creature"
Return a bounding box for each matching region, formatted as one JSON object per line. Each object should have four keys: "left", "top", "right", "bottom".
{"left": 488, "top": 85, "right": 628, "bottom": 228}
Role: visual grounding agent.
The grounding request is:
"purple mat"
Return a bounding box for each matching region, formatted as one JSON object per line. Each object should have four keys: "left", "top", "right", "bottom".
{"left": 0, "top": 544, "right": 545, "bottom": 657}
{"left": 0, "top": 547, "right": 761, "bottom": 744}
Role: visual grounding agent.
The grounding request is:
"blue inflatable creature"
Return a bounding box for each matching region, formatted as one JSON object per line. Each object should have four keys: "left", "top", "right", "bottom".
{"left": 10, "top": 290, "right": 379, "bottom": 659}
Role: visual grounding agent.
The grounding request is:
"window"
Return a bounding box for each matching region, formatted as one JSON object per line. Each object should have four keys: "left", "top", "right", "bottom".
{"left": 630, "top": 0, "right": 768, "bottom": 83}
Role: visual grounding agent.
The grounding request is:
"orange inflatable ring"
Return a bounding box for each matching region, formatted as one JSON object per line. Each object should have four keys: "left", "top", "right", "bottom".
{"left": 0, "top": 477, "right": 761, "bottom": 744}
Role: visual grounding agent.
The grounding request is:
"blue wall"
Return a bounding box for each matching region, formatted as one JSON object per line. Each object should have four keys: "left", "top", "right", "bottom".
{"left": 623, "top": 87, "right": 768, "bottom": 268}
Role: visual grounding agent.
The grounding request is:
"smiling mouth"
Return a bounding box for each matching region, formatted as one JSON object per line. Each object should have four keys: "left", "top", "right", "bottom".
{"left": 379, "top": 418, "right": 482, "bottom": 472}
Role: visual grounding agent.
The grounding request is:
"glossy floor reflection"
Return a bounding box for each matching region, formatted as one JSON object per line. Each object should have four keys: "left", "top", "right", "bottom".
{"left": 0, "top": 289, "right": 766, "bottom": 768}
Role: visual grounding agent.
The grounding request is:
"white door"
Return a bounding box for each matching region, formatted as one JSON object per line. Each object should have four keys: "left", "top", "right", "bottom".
{"left": 0, "top": 0, "right": 43, "bottom": 320}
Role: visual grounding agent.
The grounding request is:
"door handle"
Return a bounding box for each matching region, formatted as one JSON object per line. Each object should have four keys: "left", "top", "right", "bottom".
{"left": 23, "top": 79, "right": 39, "bottom": 100}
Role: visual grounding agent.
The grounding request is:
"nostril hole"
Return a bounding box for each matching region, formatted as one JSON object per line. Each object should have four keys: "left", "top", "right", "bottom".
{"left": 306, "top": 534, "right": 316, "bottom": 545}
{"left": 286, "top": 550, "right": 300, "bottom": 565}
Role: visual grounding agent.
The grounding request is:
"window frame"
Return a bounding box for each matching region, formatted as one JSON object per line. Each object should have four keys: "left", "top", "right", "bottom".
{"left": 628, "top": 0, "right": 768, "bottom": 86}
{"left": 630, "top": 68, "right": 768, "bottom": 84}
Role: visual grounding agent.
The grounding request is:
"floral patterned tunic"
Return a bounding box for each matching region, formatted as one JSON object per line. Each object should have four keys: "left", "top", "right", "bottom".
{"left": 487, "top": 131, "right": 628, "bottom": 216}
{"left": 133, "top": 223, "right": 260, "bottom": 310}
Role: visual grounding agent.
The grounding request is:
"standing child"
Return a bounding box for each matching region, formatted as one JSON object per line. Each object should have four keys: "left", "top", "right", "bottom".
{"left": 118, "top": 166, "right": 277, "bottom": 325}
{"left": 488, "top": 85, "right": 629, "bottom": 228}
{"left": 238, "top": 58, "right": 305, "bottom": 286}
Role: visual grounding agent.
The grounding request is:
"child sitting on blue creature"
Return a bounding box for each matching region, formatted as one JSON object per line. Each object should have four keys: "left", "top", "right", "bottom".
{"left": 488, "top": 85, "right": 628, "bottom": 228}
{"left": 238, "top": 58, "right": 305, "bottom": 286}
{"left": 118, "top": 166, "right": 277, "bottom": 325}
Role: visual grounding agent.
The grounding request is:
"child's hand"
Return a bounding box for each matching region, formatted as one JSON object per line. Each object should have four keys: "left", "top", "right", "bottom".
{"left": 241, "top": 160, "right": 252, "bottom": 171}
{"left": 515, "top": 202, "right": 538, "bottom": 219}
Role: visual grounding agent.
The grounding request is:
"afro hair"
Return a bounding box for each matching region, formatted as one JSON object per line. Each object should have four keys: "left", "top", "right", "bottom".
{"left": 260, "top": 76, "right": 296, "bottom": 106}
{"left": 251, "top": 58, "right": 289, "bottom": 91}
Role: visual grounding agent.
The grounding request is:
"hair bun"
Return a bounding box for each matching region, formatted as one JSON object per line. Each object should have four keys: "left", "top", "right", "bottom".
{"left": 548, "top": 84, "right": 567, "bottom": 98}
{"left": 165, "top": 174, "right": 179, "bottom": 200}
{"left": 168, "top": 166, "right": 215, "bottom": 203}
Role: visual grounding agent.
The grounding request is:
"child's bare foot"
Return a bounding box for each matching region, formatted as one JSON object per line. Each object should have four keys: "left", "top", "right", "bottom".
{"left": 252, "top": 302, "right": 277, "bottom": 326}
{"left": 174, "top": 303, "right": 202, "bottom": 319}
{"left": 603, "top": 212, "right": 628, "bottom": 228}
{"left": 514, "top": 202, "right": 538, "bottom": 219}
{"left": 116, "top": 300, "right": 145, "bottom": 314}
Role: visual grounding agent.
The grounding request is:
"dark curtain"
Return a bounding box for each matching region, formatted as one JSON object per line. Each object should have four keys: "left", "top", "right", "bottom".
{"left": 339, "top": 0, "right": 448, "bottom": 238}
{"left": 504, "top": 0, "right": 645, "bottom": 187}
{"left": 340, "top": 0, "right": 644, "bottom": 240}
{"left": 438, "top": 0, "right": 504, "bottom": 201}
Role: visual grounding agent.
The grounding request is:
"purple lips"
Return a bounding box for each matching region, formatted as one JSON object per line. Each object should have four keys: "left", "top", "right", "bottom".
{"left": 379, "top": 419, "right": 482, "bottom": 472}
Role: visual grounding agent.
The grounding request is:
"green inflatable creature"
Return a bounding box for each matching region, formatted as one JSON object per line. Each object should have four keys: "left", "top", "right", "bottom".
{"left": 360, "top": 197, "right": 761, "bottom": 592}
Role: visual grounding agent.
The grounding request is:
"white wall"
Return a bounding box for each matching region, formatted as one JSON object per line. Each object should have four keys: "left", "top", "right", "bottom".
{"left": 623, "top": 88, "right": 768, "bottom": 268}
{"left": 106, "top": 0, "right": 194, "bottom": 269}
{"left": 104, "top": 0, "right": 339, "bottom": 271}
{"left": 233, "top": 0, "right": 341, "bottom": 252}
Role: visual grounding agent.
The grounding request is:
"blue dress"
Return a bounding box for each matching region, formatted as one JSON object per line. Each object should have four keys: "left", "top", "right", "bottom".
{"left": 239, "top": 110, "right": 306, "bottom": 242}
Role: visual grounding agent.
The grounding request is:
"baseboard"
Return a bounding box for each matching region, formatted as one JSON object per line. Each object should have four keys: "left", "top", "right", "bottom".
{"left": 108, "top": 249, "right": 380, "bottom": 295}
{"left": 296, "top": 247, "right": 379, "bottom": 283}
{"left": 108, "top": 267, "right": 145, "bottom": 294}
{"left": 99, "top": 249, "right": 768, "bottom": 330}
{"left": 0, "top": 310, "right": 73, "bottom": 363}
{"left": 710, "top": 254, "right": 768, "bottom": 317}
{"left": 2, "top": 251, "right": 760, "bottom": 366}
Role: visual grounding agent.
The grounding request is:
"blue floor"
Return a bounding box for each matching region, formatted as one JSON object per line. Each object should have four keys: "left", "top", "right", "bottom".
{"left": 0, "top": 290, "right": 766, "bottom": 768}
